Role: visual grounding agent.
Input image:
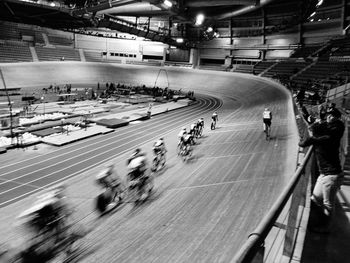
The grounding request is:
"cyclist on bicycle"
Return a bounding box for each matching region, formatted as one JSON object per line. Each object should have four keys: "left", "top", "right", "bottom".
{"left": 96, "top": 164, "right": 125, "bottom": 201}
{"left": 127, "top": 148, "right": 148, "bottom": 182}
{"left": 178, "top": 127, "right": 187, "bottom": 144}
{"left": 18, "top": 184, "right": 72, "bottom": 238}
{"left": 198, "top": 118, "right": 204, "bottom": 128}
{"left": 197, "top": 118, "right": 204, "bottom": 136}
{"left": 263, "top": 108, "right": 272, "bottom": 133}
{"left": 212, "top": 112, "right": 218, "bottom": 122}
{"left": 153, "top": 138, "right": 167, "bottom": 161}
{"left": 211, "top": 112, "right": 218, "bottom": 129}
{"left": 190, "top": 122, "right": 197, "bottom": 137}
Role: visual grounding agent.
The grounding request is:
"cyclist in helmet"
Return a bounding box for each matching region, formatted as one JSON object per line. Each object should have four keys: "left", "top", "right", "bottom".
{"left": 196, "top": 118, "right": 204, "bottom": 137}
{"left": 96, "top": 164, "right": 124, "bottom": 194}
{"left": 127, "top": 148, "right": 148, "bottom": 181}
{"left": 178, "top": 127, "right": 187, "bottom": 144}
{"left": 190, "top": 122, "right": 197, "bottom": 137}
{"left": 212, "top": 112, "right": 218, "bottom": 123}
{"left": 153, "top": 138, "right": 167, "bottom": 158}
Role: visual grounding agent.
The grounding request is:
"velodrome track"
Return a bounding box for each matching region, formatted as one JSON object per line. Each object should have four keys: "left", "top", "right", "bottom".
{"left": 0, "top": 62, "right": 299, "bottom": 262}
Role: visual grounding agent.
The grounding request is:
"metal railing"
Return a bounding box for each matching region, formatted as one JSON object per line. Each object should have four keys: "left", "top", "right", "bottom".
{"left": 232, "top": 101, "right": 315, "bottom": 263}
{"left": 232, "top": 96, "right": 349, "bottom": 262}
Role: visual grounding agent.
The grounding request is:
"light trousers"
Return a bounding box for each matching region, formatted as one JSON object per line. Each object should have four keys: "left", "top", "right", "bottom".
{"left": 312, "top": 173, "right": 342, "bottom": 212}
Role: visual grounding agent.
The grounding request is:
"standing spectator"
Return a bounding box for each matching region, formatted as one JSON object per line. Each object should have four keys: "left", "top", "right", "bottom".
{"left": 326, "top": 102, "right": 336, "bottom": 114}
{"left": 318, "top": 104, "right": 327, "bottom": 122}
{"left": 299, "top": 108, "right": 345, "bottom": 231}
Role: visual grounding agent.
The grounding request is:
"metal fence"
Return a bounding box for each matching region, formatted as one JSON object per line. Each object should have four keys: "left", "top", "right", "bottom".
{"left": 232, "top": 85, "right": 349, "bottom": 262}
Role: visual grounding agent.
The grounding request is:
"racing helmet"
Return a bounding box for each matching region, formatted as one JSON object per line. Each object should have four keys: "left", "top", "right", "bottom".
{"left": 154, "top": 140, "right": 163, "bottom": 147}
{"left": 96, "top": 167, "right": 111, "bottom": 181}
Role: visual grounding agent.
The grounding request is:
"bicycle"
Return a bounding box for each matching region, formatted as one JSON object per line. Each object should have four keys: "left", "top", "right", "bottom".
{"left": 211, "top": 119, "right": 216, "bottom": 130}
{"left": 196, "top": 125, "right": 203, "bottom": 138}
{"left": 178, "top": 143, "right": 192, "bottom": 162}
{"left": 127, "top": 172, "right": 154, "bottom": 204}
{"left": 264, "top": 123, "right": 271, "bottom": 140}
{"left": 151, "top": 152, "right": 166, "bottom": 172}
{"left": 14, "top": 195, "right": 87, "bottom": 263}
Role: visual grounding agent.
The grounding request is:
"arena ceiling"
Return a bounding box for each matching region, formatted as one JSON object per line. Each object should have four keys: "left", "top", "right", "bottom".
{"left": 0, "top": 0, "right": 320, "bottom": 46}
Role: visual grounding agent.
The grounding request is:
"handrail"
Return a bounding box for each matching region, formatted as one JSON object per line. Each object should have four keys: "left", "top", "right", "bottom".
{"left": 232, "top": 146, "right": 313, "bottom": 263}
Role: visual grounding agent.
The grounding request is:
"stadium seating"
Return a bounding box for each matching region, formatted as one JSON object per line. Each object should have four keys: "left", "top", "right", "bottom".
{"left": 290, "top": 45, "right": 323, "bottom": 58}
{"left": 35, "top": 46, "right": 80, "bottom": 61}
{"left": 47, "top": 35, "right": 73, "bottom": 46}
{"left": 253, "top": 61, "right": 276, "bottom": 75}
{"left": 262, "top": 60, "right": 311, "bottom": 78}
{"left": 0, "top": 43, "right": 32, "bottom": 63}
{"left": 84, "top": 50, "right": 107, "bottom": 62}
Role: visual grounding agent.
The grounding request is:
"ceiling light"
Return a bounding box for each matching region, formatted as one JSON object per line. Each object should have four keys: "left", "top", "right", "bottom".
{"left": 164, "top": 0, "right": 173, "bottom": 7}
{"left": 316, "top": 0, "right": 323, "bottom": 7}
{"left": 176, "top": 38, "right": 184, "bottom": 43}
{"left": 195, "top": 14, "right": 205, "bottom": 26}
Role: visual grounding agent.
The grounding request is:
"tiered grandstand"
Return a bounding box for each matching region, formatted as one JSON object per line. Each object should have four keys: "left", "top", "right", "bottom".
{"left": 0, "top": 42, "right": 32, "bottom": 63}
{"left": 47, "top": 35, "right": 73, "bottom": 47}
{"left": 330, "top": 36, "right": 350, "bottom": 59}
{"left": 35, "top": 46, "right": 81, "bottom": 61}
{"left": 253, "top": 61, "right": 276, "bottom": 75}
{"left": 84, "top": 50, "right": 106, "bottom": 62}
{"left": 291, "top": 60, "right": 350, "bottom": 88}
{"left": 290, "top": 44, "right": 324, "bottom": 58}
{"left": 261, "top": 60, "right": 311, "bottom": 79}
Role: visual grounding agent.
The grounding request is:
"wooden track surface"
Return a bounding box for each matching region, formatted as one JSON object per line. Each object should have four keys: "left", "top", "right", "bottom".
{"left": 0, "top": 62, "right": 299, "bottom": 262}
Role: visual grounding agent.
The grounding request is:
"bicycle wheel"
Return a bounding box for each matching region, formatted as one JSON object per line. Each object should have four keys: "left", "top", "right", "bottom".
{"left": 151, "top": 157, "right": 158, "bottom": 172}
{"left": 266, "top": 126, "right": 270, "bottom": 140}
{"left": 177, "top": 142, "right": 183, "bottom": 156}
{"left": 198, "top": 127, "right": 203, "bottom": 137}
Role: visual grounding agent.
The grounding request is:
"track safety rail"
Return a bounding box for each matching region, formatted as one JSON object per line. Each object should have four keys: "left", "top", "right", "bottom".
{"left": 232, "top": 101, "right": 314, "bottom": 263}
{"left": 232, "top": 146, "right": 313, "bottom": 263}
{"left": 233, "top": 93, "right": 349, "bottom": 262}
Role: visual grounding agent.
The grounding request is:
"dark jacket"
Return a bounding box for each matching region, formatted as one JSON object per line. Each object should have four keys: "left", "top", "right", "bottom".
{"left": 299, "top": 119, "right": 345, "bottom": 175}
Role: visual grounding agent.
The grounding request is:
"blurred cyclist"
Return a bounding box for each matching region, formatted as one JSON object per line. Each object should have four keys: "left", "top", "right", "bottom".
{"left": 127, "top": 148, "right": 148, "bottom": 181}
{"left": 153, "top": 138, "right": 167, "bottom": 160}
{"left": 211, "top": 112, "right": 218, "bottom": 130}
{"left": 197, "top": 118, "right": 204, "bottom": 136}
{"left": 189, "top": 122, "right": 197, "bottom": 137}
{"left": 178, "top": 127, "right": 187, "bottom": 144}
{"left": 96, "top": 164, "right": 125, "bottom": 201}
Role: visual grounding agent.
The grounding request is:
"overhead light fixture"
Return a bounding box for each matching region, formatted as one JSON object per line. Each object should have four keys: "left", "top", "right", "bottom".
{"left": 164, "top": 0, "right": 173, "bottom": 7}
{"left": 195, "top": 14, "right": 205, "bottom": 26}
{"left": 176, "top": 38, "right": 184, "bottom": 43}
{"left": 316, "top": 0, "right": 323, "bottom": 7}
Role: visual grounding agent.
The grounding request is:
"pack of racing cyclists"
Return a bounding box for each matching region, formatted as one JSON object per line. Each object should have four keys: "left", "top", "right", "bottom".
{"left": 12, "top": 113, "right": 218, "bottom": 261}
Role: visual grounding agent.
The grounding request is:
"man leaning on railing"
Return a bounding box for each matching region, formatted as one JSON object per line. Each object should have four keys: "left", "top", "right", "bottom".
{"left": 298, "top": 107, "right": 345, "bottom": 233}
